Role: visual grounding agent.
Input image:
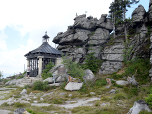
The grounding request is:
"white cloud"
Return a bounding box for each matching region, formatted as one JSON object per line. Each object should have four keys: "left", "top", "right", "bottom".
{"left": 0, "top": 0, "right": 117, "bottom": 77}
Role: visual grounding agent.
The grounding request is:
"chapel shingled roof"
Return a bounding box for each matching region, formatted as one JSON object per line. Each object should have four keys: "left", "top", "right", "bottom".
{"left": 24, "top": 42, "right": 62, "bottom": 57}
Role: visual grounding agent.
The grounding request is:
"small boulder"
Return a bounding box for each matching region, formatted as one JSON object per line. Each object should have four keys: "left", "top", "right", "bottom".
{"left": 20, "top": 89, "right": 27, "bottom": 95}
{"left": 83, "top": 69, "right": 95, "bottom": 82}
{"left": 109, "top": 89, "right": 116, "bottom": 94}
{"left": 65, "top": 82, "right": 83, "bottom": 91}
{"left": 43, "top": 77, "right": 53, "bottom": 84}
{"left": 14, "top": 108, "right": 26, "bottom": 114}
{"left": 127, "top": 75, "right": 138, "bottom": 86}
{"left": 90, "top": 92, "right": 96, "bottom": 95}
{"left": 127, "top": 100, "right": 152, "bottom": 114}
{"left": 116, "top": 80, "right": 128, "bottom": 86}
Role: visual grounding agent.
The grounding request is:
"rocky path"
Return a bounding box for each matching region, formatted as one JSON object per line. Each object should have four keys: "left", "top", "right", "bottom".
{"left": 0, "top": 87, "right": 16, "bottom": 114}
{"left": 0, "top": 87, "right": 101, "bottom": 114}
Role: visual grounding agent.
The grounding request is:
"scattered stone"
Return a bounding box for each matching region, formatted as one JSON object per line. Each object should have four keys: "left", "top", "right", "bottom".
{"left": 20, "top": 89, "right": 27, "bottom": 95}
{"left": 49, "top": 83, "right": 61, "bottom": 86}
{"left": 29, "top": 92, "right": 34, "bottom": 96}
{"left": 100, "top": 102, "right": 110, "bottom": 106}
{"left": 20, "top": 100, "right": 30, "bottom": 104}
{"left": 26, "top": 98, "right": 31, "bottom": 101}
{"left": 31, "top": 103, "right": 51, "bottom": 107}
{"left": 33, "top": 101, "right": 38, "bottom": 103}
{"left": 90, "top": 92, "right": 96, "bottom": 95}
{"left": 127, "top": 100, "right": 152, "bottom": 114}
{"left": 65, "top": 82, "right": 83, "bottom": 91}
{"left": 0, "top": 109, "right": 12, "bottom": 114}
{"left": 116, "top": 80, "right": 128, "bottom": 86}
{"left": 43, "top": 77, "right": 53, "bottom": 84}
{"left": 33, "top": 96, "right": 37, "bottom": 99}
{"left": 105, "top": 85, "right": 111, "bottom": 89}
{"left": 14, "top": 108, "right": 26, "bottom": 114}
{"left": 109, "top": 89, "right": 116, "bottom": 94}
{"left": 42, "top": 92, "right": 53, "bottom": 97}
{"left": 69, "top": 94, "right": 72, "bottom": 97}
{"left": 59, "top": 93, "right": 66, "bottom": 96}
{"left": 127, "top": 75, "right": 138, "bottom": 86}
{"left": 40, "top": 97, "right": 44, "bottom": 101}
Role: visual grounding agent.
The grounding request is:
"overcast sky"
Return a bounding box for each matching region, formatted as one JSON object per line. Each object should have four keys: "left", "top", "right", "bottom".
{"left": 0, "top": 0, "right": 149, "bottom": 78}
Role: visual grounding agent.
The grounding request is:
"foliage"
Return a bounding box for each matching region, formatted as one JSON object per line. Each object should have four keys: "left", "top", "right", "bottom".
{"left": 14, "top": 102, "right": 29, "bottom": 108}
{"left": 62, "top": 55, "right": 85, "bottom": 80}
{"left": 111, "top": 72, "right": 123, "bottom": 79}
{"left": 124, "top": 59, "right": 151, "bottom": 84}
{"left": 82, "top": 52, "right": 103, "bottom": 73}
{"left": 52, "top": 98, "right": 64, "bottom": 104}
{"left": 113, "top": 93, "right": 126, "bottom": 100}
{"left": 24, "top": 84, "right": 32, "bottom": 89}
{"left": 32, "top": 81, "right": 50, "bottom": 91}
{"left": 145, "top": 94, "right": 152, "bottom": 109}
{"left": 41, "top": 60, "right": 54, "bottom": 80}
{"left": 139, "top": 111, "right": 152, "bottom": 114}
{"left": 26, "top": 109, "right": 37, "bottom": 114}
{"left": 88, "top": 31, "right": 95, "bottom": 36}
{"left": 123, "top": 85, "right": 139, "bottom": 98}
{"left": 16, "top": 72, "right": 25, "bottom": 79}
{"left": 95, "top": 78, "right": 107, "bottom": 87}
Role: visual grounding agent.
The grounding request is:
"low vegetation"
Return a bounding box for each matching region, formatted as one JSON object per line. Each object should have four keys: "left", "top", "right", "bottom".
{"left": 41, "top": 60, "right": 54, "bottom": 80}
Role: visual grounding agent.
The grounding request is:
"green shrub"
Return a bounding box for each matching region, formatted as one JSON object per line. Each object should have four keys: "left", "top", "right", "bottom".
{"left": 26, "top": 109, "right": 43, "bottom": 114}
{"left": 123, "top": 86, "right": 139, "bottom": 98}
{"left": 124, "top": 59, "right": 151, "bottom": 84}
{"left": 41, "top": 60, "right": 54, "bottom": 80}
{"left": 24, "top": 85, "right": 31, "bottom": 89}
{"left": 95, "top": 78, "right": 107, "bottom": 87}
{"left": 32, "top": 81, "right": 49, "bottom": 91}
{"left": 14, "top": 102, "right": 29, "bottom": 108}
{"left": 62, "top": 56, "right": 85, "bottom": 80}
{"left": 145, "top": 94, "right": 152, "bottom": 109}
{"left": 139, "top": 110, "right": 152, "bottom": 114}
{"left": 111, "top": 72, "right": 123, "bottom": 79}
{"left": 82, "top": 52, "right": 103, "bottom": 73}
{"left": 113, "top": 93, "right": 126, "bottom": 100}
{"left": 52, "top": 98, "right": 64, "bottom": 104}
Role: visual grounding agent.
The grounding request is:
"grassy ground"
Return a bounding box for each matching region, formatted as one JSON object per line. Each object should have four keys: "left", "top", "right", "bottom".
{"left": 0, "top": 60, "right": 152, "bottom": 114}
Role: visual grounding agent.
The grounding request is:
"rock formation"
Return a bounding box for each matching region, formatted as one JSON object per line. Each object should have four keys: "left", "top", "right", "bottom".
{"left": 53, "top": 14, "right": 113, "bottom": 64}
{"left": 52, "top": 2, "right": 152, "bottom": 77}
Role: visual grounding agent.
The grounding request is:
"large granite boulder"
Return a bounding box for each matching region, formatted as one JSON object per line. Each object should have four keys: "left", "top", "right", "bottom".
{"left": 127, "top": 100, "right": 152, "bottom": 114}
{"left": 65, "top": 82, "right": 83, "bottom": 91}
{"left": 99, "top": 61, "right": 123, "bottom": 75}
{"left": 88, "top": 28, "right": 110, "bottom": 46}
{"left": 83, "top": 69, "right": 95, "bottom": 82}
{"left": 116, "top": 80, "right": 129, "bottom": 86}
{"left": 5, "top": 78, "right": 24, "bottom": 86}
{"left": 73, "top": 14, "right": 96, "bottom": 30}
{"left": 96, "top": 14, "right": 113, "bottom": 32}
{"left": 101, "top": 44, "right": 124, "bottom": 61}
{"left": 53, "top": 26, "right": 75, "bottom": 44}
{"left": 132, "top": 5, "right": 146, "bottom": 23}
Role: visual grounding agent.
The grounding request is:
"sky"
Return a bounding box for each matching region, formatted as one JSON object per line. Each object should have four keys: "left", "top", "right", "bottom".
{"left": 0, "top": 0, "right": 149, "bottom": 78}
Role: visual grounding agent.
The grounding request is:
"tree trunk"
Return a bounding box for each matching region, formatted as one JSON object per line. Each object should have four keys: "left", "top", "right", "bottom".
{"left": 123, "top": 1, "right": 127, "bottom": 43}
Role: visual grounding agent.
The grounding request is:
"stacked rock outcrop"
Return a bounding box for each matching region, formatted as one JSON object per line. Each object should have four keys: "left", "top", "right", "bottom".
{"left": 53, "top": 14, "right": 113, "bottom": 63}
